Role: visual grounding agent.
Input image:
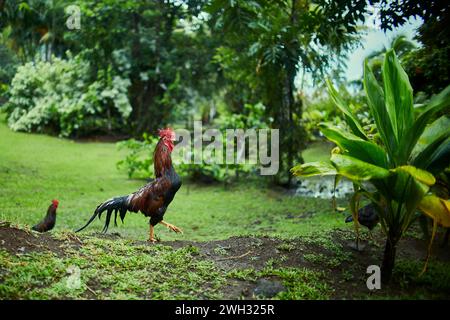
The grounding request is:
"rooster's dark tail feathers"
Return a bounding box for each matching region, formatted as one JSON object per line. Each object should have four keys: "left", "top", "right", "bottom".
{"left": 75, "top": 196, "right": 129, "bottom": 233}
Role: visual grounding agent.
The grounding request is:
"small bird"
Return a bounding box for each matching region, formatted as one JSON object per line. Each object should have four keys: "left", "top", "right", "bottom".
{"left": 76, "top": 128, "right": 182, "bottom": 242}
{"left": 345, "top": 203, "right": 379, "bottom": 231}
{"left": 32, "top": 199, "right": 59, "bottom": 232}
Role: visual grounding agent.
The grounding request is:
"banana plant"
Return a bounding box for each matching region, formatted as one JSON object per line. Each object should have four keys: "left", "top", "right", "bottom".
{"left": 292, "top": 49, "right": 450, "bottom": 283}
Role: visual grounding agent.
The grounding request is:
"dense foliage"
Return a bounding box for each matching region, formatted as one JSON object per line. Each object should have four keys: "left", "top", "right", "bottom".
{"left": 375, "top": 0, "right": 450, "bottom": 96}
{"left": 4, "top": 54, "right": 131, "bottom": 137}
{"left": 207, "top": 0, "right": 370, "bottom": 183}
{"left": 0, "top": 0, "right": 448, "bottom": 183}
{"left": 0, "top": 0, "right": 218, "bottom": 138}
{"left": 0, "top": 0, "right": 375, "bottom": 182}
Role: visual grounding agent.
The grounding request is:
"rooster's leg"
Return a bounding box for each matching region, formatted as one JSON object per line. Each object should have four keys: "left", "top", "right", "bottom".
{"left": 160, "top": 221, "right": 183, "bottom": 234}
{"left": 148, "top": 225, "right": 157, "bottom": 242}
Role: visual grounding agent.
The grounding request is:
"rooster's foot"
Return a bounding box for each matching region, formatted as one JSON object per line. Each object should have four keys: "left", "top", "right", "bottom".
{"left": 161, "top": 221, "right": 183, "bottom": 234}
{"left": 168, "top": 224, "right": 183, "bottom": 234}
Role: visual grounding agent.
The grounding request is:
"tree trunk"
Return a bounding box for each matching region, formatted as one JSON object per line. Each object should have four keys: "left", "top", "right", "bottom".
{"left": 381, "top": 238, "right": 397, "bottom": 283}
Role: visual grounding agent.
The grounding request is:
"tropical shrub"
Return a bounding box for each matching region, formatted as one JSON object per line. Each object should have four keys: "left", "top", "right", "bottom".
{"left": 303, "top": 85, "right": 372, "bottom": 142}
{"left": 117, "top": 133, "right": 253, "bottom": 183}
{"left": 117, "top": 102, "right": 269, "bottom": 182}
{"left": 116, "top": 133, "right": 158, "bottom": 179}
{"left": 3, "top": 54, "right": 132, "bottom": 137}
{"left": 292, "top": 50, "right": 450, "bottom": 283}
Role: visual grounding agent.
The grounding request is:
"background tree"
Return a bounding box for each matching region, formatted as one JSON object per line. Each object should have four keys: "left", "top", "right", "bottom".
{"left": 376, "top": 0, "right": 450, "bottom": 96}
{"left": 1, "top": 0, "right": 219, "bottom": 137}
{"left": 208, "top": 0, "right": 370, "bottom": 184}
{"left": 365, "top": 34, "right": 416, "bottom": 82}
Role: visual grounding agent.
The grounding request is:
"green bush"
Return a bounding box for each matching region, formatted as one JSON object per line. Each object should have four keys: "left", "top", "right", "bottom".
{"left": 3, "top": 54, "right": 132, "bottom": 137}
{"left": 117, "top": 102, "right": 269, "bottom": 182}
{"left": 116, "top": 133, "right": 158, "bottom": 179}
{"left": 117, "top": 131, "right": 258, "bottom": 183}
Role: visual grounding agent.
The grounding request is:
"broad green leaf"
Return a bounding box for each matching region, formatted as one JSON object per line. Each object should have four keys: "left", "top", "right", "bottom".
{"left": 414, "top": 144, "right": 450, "bottom": 175}
{"left": 330, "top": 154, "right": 390, "bottom": 181}
{"left": 422, "top": 137, "right": 450, "bottom": 174}
{"left": 421, "top": 84, "right": 450, "bottom": 115}
{"left": 320, "top": 123, "right": 388, "bottom": 168}
{"left": 388, "top": 166, "right": 433, "bottom": 220}
{"left": 391, "top": 166, "right": 436, "bottom": 186}
{"left": 399, "top": 85, "right": 450, "bottom": 163}
{"left": 326, "top": 79, "right": 367, "bottom": 140}
{"left": 411, "top": 115, "right": 450, "bottom": 162}
{"left": 419, "top": 195, "right": 450, "bottom": 228}
{"left": 363, "top": 60, "right": 397, "bottom": 161}
{"left": 291, "top": 161, "right": 336, "bottom": 177}
{"left": 382, "top": 49, "right": 414, "bottom": 142}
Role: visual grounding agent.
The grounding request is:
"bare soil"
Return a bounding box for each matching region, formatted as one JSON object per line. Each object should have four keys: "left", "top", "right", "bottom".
{"left": 0, "top": 222, "right": 81, "bottom": 257}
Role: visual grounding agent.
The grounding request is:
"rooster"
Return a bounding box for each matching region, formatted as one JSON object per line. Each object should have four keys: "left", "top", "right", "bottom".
{"left": 76, "top": 128, "right": 182, "bottom": 242}
{"left": 32, "top": 200, "right": 59, "bottom": 232}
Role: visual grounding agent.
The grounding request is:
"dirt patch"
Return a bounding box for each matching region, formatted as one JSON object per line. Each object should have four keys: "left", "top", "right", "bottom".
{"left": 0, "top": 222, "right": 81, "bottom": 256}
{"left": 323, "top": 229, "right": 450, "bottom": 299}
{"left": 158, "top": 236, "right": 315, "bottom": 271}
{"left": 155, "top": 231, "right": 450, "bottom": 299}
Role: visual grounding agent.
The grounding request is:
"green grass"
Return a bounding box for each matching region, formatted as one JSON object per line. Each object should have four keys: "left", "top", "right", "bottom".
{"left": 227, "top": 267, "right": 330, "bottom": 299}
{"left": 0, "top": 240, "right": 226, "bottom": 299}
{"left": 0, "top": 113, "right": 343, "bottom": 241}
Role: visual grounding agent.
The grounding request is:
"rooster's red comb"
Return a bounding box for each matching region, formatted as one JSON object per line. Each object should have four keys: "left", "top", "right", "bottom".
{"left": 52, "top": 199, "right": 59, "bottom": 207}
{"left": 158, "top": 128, "right": 175, "bottom": 139}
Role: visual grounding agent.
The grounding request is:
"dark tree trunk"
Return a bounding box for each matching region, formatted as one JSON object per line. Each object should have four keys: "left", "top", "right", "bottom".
{"left": 381, "top": 238, "right": 397, "bottom": 283}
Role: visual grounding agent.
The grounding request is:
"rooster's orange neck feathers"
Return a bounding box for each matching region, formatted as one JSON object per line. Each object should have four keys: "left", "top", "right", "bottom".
{"left": 154, "top": 138, "right": 173, "bottom": 177}
{"left": 153, "top": 128, "right": 175, "bottom": 177}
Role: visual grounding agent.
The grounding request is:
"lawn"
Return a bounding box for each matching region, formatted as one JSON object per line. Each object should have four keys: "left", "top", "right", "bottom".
{"left": 1, "top": 113, "right": 449, "bottom": 300}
